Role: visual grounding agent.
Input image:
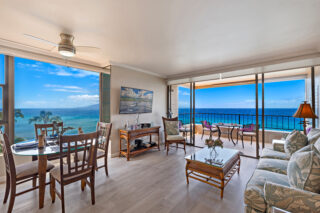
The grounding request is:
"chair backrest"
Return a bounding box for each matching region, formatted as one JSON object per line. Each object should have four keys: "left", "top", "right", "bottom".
{"left": 242, "top": 124, "right": 259, "bottom": 132}
{"left": 201, "top": 120, "right": 211, "bottom": 129}
{"left": 96, "top": 122, "right": 112, "bottom": 151}
{"left": 35, "top": 122, "right": 64, "bottom": 138}
{"left": 59, "top": 131, "right": 99, "bottom": 181}
{"left": 162, "top": 117, "right": 179, "bottom": 137}
{"left": 0, "top": 133, "right": 16, "bottom": 178}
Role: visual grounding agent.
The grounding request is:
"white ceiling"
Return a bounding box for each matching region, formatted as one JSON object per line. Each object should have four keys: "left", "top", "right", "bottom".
{"left": 0, "top": 0, "right": 320, "bottom": 78}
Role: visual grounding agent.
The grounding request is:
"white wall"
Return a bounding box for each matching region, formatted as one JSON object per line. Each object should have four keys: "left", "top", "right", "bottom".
{"left": 109, "top": 66, "right": 167, "bottom": 156}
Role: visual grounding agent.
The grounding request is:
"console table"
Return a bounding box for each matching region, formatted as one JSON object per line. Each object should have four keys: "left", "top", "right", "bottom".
{"left": 119, "top": 126, "right": 160, "bottom": 161}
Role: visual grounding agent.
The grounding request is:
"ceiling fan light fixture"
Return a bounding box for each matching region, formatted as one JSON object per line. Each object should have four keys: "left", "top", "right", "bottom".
{"left": 58, "top": 33, "right": 76, "bottom": 57}
{"left": 58, "top": 46, "right": 76, "bottom": 57}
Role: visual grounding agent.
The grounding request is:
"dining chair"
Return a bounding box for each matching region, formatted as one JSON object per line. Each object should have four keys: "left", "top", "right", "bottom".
{"left": 0, "top": 133, "right": 54, "bottom": 213}
{"left": 200, "top": 120, "right": 219, "bottom": 139}
{"left": 162, "top": 117, "right": 186, "bottom": 155}
{"left": 34, "top": 122, "right": 64, "bottom": 139}
{"left": 76, "top": 122, "right": 112, "bottom": 176}
{"left": 237, "top": 124, "right": 258, "bottom": 148}
{"left": 50, "top": 131, "right": 99, "bottom": 213}
{"left": 32, "top": 122, "right": 64, "bottom": 187}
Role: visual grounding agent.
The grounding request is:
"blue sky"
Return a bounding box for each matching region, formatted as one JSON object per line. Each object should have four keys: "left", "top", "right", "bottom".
{"left": 14, "top": 57, "right": 99, "bottom": 108}
{"left": 179, "top": 79, "right": 305, "bottom": 108}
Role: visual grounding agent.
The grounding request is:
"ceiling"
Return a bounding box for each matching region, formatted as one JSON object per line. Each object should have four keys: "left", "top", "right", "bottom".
{"left": 0, "top": 0, "right": 320, "bottom": 78}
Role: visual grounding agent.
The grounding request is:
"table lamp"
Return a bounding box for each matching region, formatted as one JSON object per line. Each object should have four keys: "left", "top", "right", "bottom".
{"left": 293, "top": 101, "right": 318, "bottom": 134}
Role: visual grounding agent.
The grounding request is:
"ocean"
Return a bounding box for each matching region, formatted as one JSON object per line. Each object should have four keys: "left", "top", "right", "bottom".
{"left": 178, "top": 108, "right": 303, "bottom": 131}
{"left": 13, "top": 107, "right": 302, "bottom": 141}
{"left": 15, "top": 108, "right": 99, "bottom": 140}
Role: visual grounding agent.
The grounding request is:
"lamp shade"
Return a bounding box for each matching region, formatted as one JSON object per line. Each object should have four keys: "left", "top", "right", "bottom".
{"left": 293, "top": 101, "right": 318, "bottom": 119}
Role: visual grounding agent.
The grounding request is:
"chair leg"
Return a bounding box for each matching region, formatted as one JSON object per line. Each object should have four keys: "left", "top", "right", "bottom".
{"left": 201, "top": 130, "right": 204, "bottom": 139}
{"left": 50, "top": 175, "right": 55, "bottom": 203}
{"left": 184, "top": 142, "right": 186, "bottom": 155}
{"left": 60, "top": 184, "right": 65, "bottom": 213}
{"left": 32, "top": 177, "right": 37, "bottom": 188}
{"left": 90, "top": 174, "right": 95, "bottom": 205}
{"left": 3, "top": 172, "right": 10, "bottom": 204}
{"left": 241, "top": 135, "right": 244, "bottom": 149}
{"left": 81, "top": 179, "right": 86, "bottom": 191}
{"left": 7, "top": 178, "right": 16, "bottom": 213}
{"left": 251, "top": 136, "right": 253, "bottom": 145}
{"left": 176, "top": 143, "right": 178, "bottom": 150}
{"left": 104, "top": 156, "right": 109, "bottom": 177}
{"left": 166, "top": 142, "right": 169, "bottom": 155}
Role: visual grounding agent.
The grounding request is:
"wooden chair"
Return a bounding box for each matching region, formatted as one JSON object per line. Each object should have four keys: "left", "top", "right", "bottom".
{"left": 237, "top": 124, "right": 258, "bottom": 148}
{"left": 162, "top": 117, "right": 186, "bottom": 155}
{"left": 35, "top": 122, "right": 64, "bottom": 139}
{"left": 50, "top": 131, "right": 99, "bottom": 213}
{"left": 0, "top": 133, "right": 54, "bottom": 213}
{"left": 200, "top": 120, "right": 219, "bottom": 139}
{"left": 76, "top": 122, "right": 112, "bottom": 176}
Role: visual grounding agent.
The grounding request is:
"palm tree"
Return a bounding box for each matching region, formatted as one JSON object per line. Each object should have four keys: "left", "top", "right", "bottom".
{"left": 0, "top": 109, "right": 24, "bottom": 122}
{"left": 29, "top": 110, "right": 62, "bottom": 124}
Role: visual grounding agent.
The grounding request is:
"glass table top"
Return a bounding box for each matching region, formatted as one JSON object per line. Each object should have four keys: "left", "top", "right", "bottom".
{"left": 11, "top": 138, "right": 98, "bottom": 156}
{"left": 185, "top": 147, "right": 240, "bottom": 168}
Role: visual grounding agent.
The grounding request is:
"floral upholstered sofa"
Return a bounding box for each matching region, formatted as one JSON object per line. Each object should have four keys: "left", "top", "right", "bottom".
{"left": 244, "top": 129, "right": 320, "bottom": 213}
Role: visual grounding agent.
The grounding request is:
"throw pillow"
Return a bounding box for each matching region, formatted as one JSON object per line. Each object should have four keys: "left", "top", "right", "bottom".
{"left": 165, "top": 120, "right": 179, "bottom": 135}
{"left": 287, "top": 144, "right": 320, "bottom": 193}
{"left": 284, "top": 130, "right": 307, "bottom": 155}
{"left": 307, "top": 128, "right": 320, "bottom": 144}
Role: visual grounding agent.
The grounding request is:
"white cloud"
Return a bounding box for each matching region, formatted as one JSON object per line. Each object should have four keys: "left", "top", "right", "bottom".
{"left": 48, "top": 65, "right": 99, "bottom": 78}
{"left": 68, "top": 94, "right": 99, "bottom": 106}
{"left": 181, "top": 92, "right": 190, "bottom": 96}
{"left": 44, "top": 84, "right": 87, "bottom": 93}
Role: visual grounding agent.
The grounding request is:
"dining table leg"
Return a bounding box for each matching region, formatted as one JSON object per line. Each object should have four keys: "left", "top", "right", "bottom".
{"left": 38, "top": 155, "right": 47, "bottom": 209}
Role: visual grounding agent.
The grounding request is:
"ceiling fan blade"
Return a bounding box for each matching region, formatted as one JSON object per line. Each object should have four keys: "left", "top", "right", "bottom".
{"left": 76, "top": 46, "right": 101, "bottom": 53}
{"left": 24, "top": 34, "right": 58, "bottom": 47}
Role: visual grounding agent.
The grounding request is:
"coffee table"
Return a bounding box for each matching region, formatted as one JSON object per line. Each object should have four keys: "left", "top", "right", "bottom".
{"left": 185, "top": 147, "right": 240, "bottom": 198}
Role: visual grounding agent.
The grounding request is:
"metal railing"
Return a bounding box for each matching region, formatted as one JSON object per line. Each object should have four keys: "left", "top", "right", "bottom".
{"left": 178, "top": 112, "right": 304, "bottom": 131}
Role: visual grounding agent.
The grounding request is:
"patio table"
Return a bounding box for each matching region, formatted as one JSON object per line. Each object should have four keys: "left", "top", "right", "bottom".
{"left": 212, "top": 123, "right": 242, "bottom": 145}
{"left": 11, "top": 137, "right": 95, "bottom": 209}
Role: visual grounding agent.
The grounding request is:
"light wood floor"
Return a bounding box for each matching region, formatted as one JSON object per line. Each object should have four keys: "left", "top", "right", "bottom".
{"left": 0, "top": 145, "right": 258, "bottom": 213}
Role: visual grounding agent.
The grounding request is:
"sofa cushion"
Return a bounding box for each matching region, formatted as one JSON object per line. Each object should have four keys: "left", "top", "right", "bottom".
{"left": 164, "top": 121, "right": 179, "bottom": 135}
{"left": 287, "top": 144, "right": 320, "bottom": 193}
{"left": 307, "top": 128, "right": 320, "bottom": 144}
{"left": 261, "top": 148, "right": 290, "bottom": 160}
{"left": 284, "top": 130, "right": 307, "bottom": 155}
{"left": 167, "top": 135, "right": 184, "bottom": 141}
{"left": 256, "top": 158, "right": 288, "bottom": 175}
{"left": 314, "top": 138, "right": 320, "bottom": 153}
{"left": 244, "top": 169, "right": 289, "bottom": 212}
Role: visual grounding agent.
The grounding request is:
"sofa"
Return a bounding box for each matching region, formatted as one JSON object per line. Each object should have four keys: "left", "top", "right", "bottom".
{"left": 244, "top": 129, "right": 320, "bottom": 213}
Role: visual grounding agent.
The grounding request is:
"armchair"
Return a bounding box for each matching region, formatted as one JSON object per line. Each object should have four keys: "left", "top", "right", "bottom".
{"left": 200, "top": 120, "right": 218, "bottom": 139}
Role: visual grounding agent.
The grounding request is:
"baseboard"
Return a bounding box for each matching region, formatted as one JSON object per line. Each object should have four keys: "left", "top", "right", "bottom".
{"left": 111, "top": 152, "right": 120, "bottom": 158}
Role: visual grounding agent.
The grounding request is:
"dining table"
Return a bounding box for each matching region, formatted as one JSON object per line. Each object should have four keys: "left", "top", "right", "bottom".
{"left": 11, "top": 138, "right": 60, "bottom": 209}
{"left": 11, "top": 136, "right": 93, "bottom": 209}
{"left": 211, "top": 123, "right": 242, "bottom": 145}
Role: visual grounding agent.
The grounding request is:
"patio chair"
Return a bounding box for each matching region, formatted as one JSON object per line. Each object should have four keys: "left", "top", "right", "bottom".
{"left": 200, "top": 120, "right": 219, "bottom": 139}
{"left": 0, "top": 133, "right": 54, "bottom": 213}
{"left": 179, "top": 120, "right": 190, "bottom": 139}
{"left": 162, "top": 117, "right": 186, "bottom": 155}
{"left": 237, "top": 124, "right": 258, "bottom": 148}
{"left": 50, "top": 131, "right": 99, "bottom": 213}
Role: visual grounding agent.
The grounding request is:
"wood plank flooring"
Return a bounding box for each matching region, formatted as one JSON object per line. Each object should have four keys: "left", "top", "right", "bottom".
{"left": 0, "top": 145, "right": 258, "bottom": 213}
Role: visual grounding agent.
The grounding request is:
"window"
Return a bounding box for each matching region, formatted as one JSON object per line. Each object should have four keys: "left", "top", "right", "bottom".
{"left": 14, "top": 57, "right": 99, "bottom": 142}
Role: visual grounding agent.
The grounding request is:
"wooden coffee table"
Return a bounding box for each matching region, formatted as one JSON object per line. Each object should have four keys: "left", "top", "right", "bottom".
{"left": 185, "top": 147, "right": 240, "bottom": 198}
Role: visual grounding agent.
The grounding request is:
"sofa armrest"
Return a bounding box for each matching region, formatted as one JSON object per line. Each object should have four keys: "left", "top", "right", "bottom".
{"left": 272, "top": 140, "right": 285, "bottom": 152}
{"left": 264, "top": 181, "right": 320, "bottom": 213}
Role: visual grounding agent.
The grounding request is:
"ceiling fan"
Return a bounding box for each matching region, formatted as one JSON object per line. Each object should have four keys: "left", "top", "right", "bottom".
{"left": 24, "top": 33, "right": 100, "bottom": 57}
